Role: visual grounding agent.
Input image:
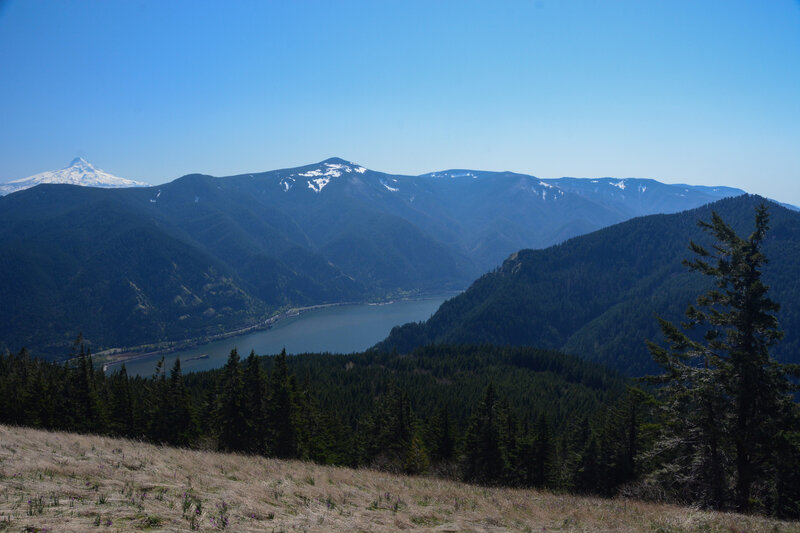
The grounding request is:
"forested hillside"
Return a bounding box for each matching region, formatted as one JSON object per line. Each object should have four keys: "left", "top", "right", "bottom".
{"left": 0, "top": 158, "right": 745, "bottom": 357}
{"left": 376, "top": 195, "right": 800, "bottom": 376}
{"left": 0, "top": 343, "right": 638, "bottom": 493}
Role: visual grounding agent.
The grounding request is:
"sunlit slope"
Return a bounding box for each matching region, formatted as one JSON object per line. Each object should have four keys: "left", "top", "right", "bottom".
{"left": 376, "top": 195, "right": 800, "bottom": 376}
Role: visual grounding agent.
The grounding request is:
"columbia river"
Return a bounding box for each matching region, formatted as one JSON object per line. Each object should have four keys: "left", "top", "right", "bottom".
{"left": 114, "top": 294, "right": 453, "bottom": 377}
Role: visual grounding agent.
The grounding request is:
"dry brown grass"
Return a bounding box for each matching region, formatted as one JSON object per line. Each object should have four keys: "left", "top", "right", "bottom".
{"left": 0, "top": 425, "right": 797, "bottom": 532}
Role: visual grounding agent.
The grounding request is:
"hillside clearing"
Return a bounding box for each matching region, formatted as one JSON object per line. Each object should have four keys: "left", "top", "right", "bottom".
{"left": 0, "top": 425, "right": 796, "bottom": 532}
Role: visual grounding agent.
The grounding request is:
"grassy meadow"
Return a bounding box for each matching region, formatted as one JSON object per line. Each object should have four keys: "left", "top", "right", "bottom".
{"left": 1, "top": 425, "right": 798, "bottom": 532}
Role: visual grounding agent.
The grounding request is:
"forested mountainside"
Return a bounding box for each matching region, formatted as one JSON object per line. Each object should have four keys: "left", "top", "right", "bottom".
{"left": 376, "top": 195, "right": 800, "bottom": 376}
{"left": 0, "top": 157, "right": 743, "bottom": 357}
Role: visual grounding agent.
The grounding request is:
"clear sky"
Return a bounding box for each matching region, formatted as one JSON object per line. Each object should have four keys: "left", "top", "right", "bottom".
{"left": 1, "top": 1, "right": 799, "bottom": 204}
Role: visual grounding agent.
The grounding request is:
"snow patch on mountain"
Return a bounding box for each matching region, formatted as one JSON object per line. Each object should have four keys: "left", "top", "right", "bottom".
{"left": 0, "top": 158, "right": 148, "bottom": 196}
{"left": 280, "top": 176, "right": 295, "bottom": 192}
{"left": 380, "top": 179, "right": 399, "bottom": 192}
{"left": 427, "top": 171, "right": 476, "bottom": 179}
{"left": 294, "top": 161, "right": 368, "bottom": 193}
{"left": 299, "top": 169, "right": 323, "bottom": 177}
{"left": 611, "top": 180, "right": 627, "bottom": 190}
{"left": 307, "top": 177, "right": 331, "bottom": 192}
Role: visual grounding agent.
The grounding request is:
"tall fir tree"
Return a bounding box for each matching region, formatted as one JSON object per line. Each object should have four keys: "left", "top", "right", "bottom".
{"left": 215, "top": 349, "right": 247, "bottom": 451}
{"left": 460, "top": 384, "right": 505, "bottom": 485}
{"left": 108, "top": 364, "right": 134, "bottom": 437}
{"left": 427, "top": 405, "right": 456, "bottom": 463}
{"left": 146, "top": 357, "right": 171, "bottom": 443}
{"left": 165, "top": 358, "right": 195, "bottom": 446}
{"left": 647, "top": 204, "right": 800, "bottom": 512}
{"left": 358, "top": 382, "right": 418, "bottom": 472}
{"left": 68, "top": 339, "right": 104, "bottom": 433}
{"left": 527, "top": 413, "right": 554, "bottom": 488}
{"left": 266, "top": 349, "right": 296, "bottom": 458}
{"left": 241, "top": 350, "right": 267, "bottom": 453}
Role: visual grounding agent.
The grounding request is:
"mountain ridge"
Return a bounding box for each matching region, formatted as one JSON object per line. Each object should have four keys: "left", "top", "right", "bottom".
{"left": 0, "top": 158, "right": 771, "bottom": 358}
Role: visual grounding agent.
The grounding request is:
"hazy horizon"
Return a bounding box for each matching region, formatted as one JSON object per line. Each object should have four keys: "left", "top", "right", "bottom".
{"left": 1, "top": 1, "right": 799, "bottom": 204}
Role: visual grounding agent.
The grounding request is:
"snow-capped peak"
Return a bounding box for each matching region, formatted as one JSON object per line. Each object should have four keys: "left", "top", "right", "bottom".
{"left": 0, "top": 158, "right": 148, "bottom": 196}
{"left": 281, "top": 158, "right": 368, "bottom": 193}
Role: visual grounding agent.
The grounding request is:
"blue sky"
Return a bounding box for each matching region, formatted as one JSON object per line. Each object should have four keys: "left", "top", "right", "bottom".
{"left": 1, "top": 1, "right": 799, "bottom": 204}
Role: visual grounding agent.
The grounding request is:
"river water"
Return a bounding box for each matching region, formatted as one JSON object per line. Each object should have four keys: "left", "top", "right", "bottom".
{"left": 116, "top": 294, "right": 453, "bottom": 377}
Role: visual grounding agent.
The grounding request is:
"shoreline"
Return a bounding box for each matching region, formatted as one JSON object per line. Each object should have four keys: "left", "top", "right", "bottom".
{"left": 98, "top": 291, "right": 459, "bottom": 371}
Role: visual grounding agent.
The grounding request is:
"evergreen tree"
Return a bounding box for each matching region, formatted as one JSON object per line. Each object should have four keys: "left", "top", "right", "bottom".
{"left": 146, "top": 357, "right": 171, "bottom": 443}
{"left": 593, "top": 388, "right": 650, "bottom": 496}
{"left": 460, "top": 384, "right": 505, "bottom": 484}
{"left": 530, "top": 413, "right": 554, "bottom": 487}
{"left": 560, "top": 417, "right": 591, "bottom": 491}
{"left": 427, "top": 405, "right": 456, "bottom": 463}
{"left": 266, "top": 349, "right": 296, "bottom": 458}
{"left": 647, "top": 204, "right": 800, "bottom": 512}
{"left": 495, "top": 397, "right": 518, "bottom": 483}
{"left": 773, "top": 407, "right": 800, "bottom": 518}
{"left": 292, "top": 376, "right": 325, "bottom": 462}
{"left": 358, "top": 382, "right": 415, "bottom": 472}
{"left": 241, "top": 350, "right": 266, "bottom": 454}
{"left": 165, "top": 358, "right": 195, "bottom": 445}
{"left": 404, "top": 429, "right": 430, "bottom": 475}
{"left": 108, "top": 364, "right": 134, "bottom": 437}
{"left": 23, "top": 353, "right": 50, "bottom": 428}
{"left": 215, "top": 349, "right": 247, "bottom": 451}
{"left": 575, "top": 436, "right": 601, "bottom": 493}
{"left": 67, "top": 339, "right": 104, "bottom": 433}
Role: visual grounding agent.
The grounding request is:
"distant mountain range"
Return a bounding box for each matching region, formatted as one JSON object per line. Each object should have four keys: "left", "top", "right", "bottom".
{"left": 0, "top": 157, "right": 758, "bottom": 357}
{"left": 0, "top": 158, "right": 148, "bottom": 196}
{"left": 374, "top": 195, "right": 800, "bottom": 376}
